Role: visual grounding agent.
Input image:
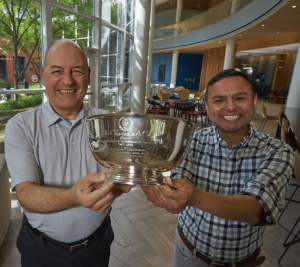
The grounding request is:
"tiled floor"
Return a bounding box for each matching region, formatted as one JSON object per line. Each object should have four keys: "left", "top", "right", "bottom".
{"left": 0, "top": 99, "right": 299, "bottom": 267}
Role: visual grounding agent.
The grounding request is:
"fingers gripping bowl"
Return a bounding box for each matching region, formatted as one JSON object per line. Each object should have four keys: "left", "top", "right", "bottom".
{"left": 86, "top": 113, "right": 196, "bottom": 185}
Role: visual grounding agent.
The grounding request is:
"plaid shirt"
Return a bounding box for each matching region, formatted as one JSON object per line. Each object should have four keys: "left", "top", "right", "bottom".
{"left": 171, "top": 125, "right": 294, "bottom": 262}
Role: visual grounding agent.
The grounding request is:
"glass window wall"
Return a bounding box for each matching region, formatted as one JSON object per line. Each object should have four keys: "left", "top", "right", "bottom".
{"left": 0, "top": 0, "right": 42, "bottom": 141}
{"left": 102, "top": 0, "right": 124, "bottom": 28}
{"left": 56, "top": 0, "right": 95, "bottom": 16}
{"left": 1, "top": 0, "right": 135, "bottom": 143}
{"left": 126, "top": 0, "right": 135, "bottom": 34}
{"left": 123, "top": 84, "right": 131, "bottom": 109}
{"left": 52, "top": 7, "right": 94, "bottom": 47}
{"left": 124, "top": 36, "right": 133, "bottom": 83}
{"left": 100, "top": 86, "right": 120, "bottom": 112}
{"left": 101, "top": 26, "right": 122, "bottom": 85}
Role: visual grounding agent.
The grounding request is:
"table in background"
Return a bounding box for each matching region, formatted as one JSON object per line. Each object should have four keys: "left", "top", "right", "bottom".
{"left": 161, "top": 99, "right": 196, "bottom": 117}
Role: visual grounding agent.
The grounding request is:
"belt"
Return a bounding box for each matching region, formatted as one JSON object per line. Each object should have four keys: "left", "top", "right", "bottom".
{"left": 177, "top": 225, "right": 266, "bottom": 267}
{"left": 25, "top": 215, "right": 110, "bottom": 252}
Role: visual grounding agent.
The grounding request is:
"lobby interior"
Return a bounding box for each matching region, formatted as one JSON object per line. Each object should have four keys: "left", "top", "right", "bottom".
{"left": 1, "top": 0, "right": 300, "bottom": 266}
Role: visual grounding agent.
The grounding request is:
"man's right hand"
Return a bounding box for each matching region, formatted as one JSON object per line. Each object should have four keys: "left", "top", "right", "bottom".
{"left": 69, "top": 168, "right": 133, "bottom": 213}
{"left": 16, "top": 168, "right": 133, "bottom": 214}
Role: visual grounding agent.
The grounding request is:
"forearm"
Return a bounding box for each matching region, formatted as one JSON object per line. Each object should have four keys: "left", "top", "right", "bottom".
{"left": 191, "top": 189, "right": 263, "bottom": 225}
{"left": 16, "top": 182, "right": 76, "bottom": 213}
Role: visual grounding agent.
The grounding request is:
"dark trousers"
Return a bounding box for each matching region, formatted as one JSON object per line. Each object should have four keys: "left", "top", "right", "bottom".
{"left": 17, "top": 216, "right": 114, "bottom": 267}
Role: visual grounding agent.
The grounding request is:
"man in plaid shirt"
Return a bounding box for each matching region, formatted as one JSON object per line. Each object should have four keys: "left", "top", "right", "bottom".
{"left": 142, "top": 69, "right": 294, "bottom": 267}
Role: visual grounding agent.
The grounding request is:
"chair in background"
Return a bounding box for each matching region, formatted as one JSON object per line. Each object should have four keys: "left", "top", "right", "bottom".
{"left": 177, "top": 89, "right": 190, "bottom": 100}
{"left": 259, "top": 105, "right": 278, "bottom": 132}
{"left": 264, "top": 90, "right": 278, "bottom": 103}
{"left": 156, "top": 86, "right": 170, "bottom": 99}
{"left": 278, "top": 150, "right": 300, "bottom": 267}
{"left": 146, "top": 99, "right": 168, "bottom": 115}
{"left": 277, "top": 89, "right": 288, "bottom": 104}
{"left": 180, "top": 103, "right": 200, "bottom": 122}
{"left": 262, "top": 105, "right": 278, "bottom": 120}
{"left": 281, "top": 118, "right": 300, "bottom": 151}
{"left": 276, "top": 110, "right": 286, "bottom": 139}
{"left": 194, "top": 91, "right": 205, "bottom": 101}
{"left": 175, "top": 86, "right": 185, "bottom": 93}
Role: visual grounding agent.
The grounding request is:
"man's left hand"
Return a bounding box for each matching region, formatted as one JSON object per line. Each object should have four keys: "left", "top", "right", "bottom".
{"left": 141, "top": 177, "right": 199, "bottom": 213}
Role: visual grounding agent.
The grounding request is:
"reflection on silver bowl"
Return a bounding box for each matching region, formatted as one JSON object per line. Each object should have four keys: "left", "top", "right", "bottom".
{"left": 86, "top": 113, "right": 196, "bottom": 185}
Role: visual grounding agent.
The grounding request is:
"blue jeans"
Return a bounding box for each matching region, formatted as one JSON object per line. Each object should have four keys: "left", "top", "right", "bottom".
{"left": 17, "top": 216, "right": 114, "bottom": 267}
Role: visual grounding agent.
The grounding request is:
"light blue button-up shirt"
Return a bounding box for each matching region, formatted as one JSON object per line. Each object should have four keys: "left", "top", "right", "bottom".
{"left": 5, "top": 101, "right": 109, "bottom": 242}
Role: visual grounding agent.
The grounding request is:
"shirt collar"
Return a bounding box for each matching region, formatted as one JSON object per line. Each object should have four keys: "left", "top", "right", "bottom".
{"left": 42, "top": 101, "right": 87, "bottom": 127}
{"left": 213, "top": 125, "right": 256, "bottom": 150}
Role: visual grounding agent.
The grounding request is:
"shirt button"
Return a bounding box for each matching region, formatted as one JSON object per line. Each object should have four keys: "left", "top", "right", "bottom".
{"left": 72, "top": 141, "right": 75, "bottom": 145}
{"left": 223, "top": 181, "right": 226, "bottom": 185}
{"left": 226, "top": 157, "right": 229, "bottom": 160}
{"left": 217, "top": 230, "right": 220, "bottom": 234}
{"left": 214, "top": 250, "right": 218, "bottom": 254}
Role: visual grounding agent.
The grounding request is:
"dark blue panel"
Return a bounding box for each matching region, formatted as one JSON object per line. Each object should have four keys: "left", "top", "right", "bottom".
{"left": 159, "top": 54, "right": 167, "bottom": 64}
{"left": 165, "top": 65, "right": 171, "bottom": 87}
{"left": 151, "top": 65, "right": 158, "bottom": 83}
{"left": 152, "top": 54, "right": 159, "bottom": 65}
{"left": 166, "top": 53, "right": 172, "bottom": 64}
{"left": 151, "top": 53, "right": 172, "bottom": 86}
{"left": 176, "top": 53, "right": 203, "bottom": 90}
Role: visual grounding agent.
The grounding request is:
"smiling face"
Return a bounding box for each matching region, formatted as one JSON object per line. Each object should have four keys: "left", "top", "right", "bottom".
{"left": 41, "top": 40, "right": 90, "bottom": 120}
{"left": 205, "top": 75, "right": 257, "bottom": 144}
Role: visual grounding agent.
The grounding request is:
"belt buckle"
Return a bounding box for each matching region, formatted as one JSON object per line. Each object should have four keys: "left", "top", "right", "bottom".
{"left": 210, "top": 262, "right": 225, "bottom": 267}
{"left": 69, "top": 239, "right": 89, "bottom": 252}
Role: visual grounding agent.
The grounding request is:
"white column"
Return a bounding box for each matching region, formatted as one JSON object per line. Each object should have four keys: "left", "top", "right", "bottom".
{"left": 131, "top": 0, "right": 151, "bottom": 113}
{"left": 40, "top": 0, "right": 53, "bottom": 102}
{"left": 223, "top": 40, "right": 235, "bottom": 70}
{"left": 170, "top": 50, "right": 179, "bottom": 88}
{"left": 286, "top": 44, "right": 300, "bottom": 108}
{"left": 40, "top": 0, "right": 53, "bottom": 65}
{"left": 176, "top": 0, "right": 183, "bottom": 23}
{"left": 90, "top": 0, "right": 101, "bottom": 109}
{"left": 146, "top": 0, "right": 156, "bottom": 99}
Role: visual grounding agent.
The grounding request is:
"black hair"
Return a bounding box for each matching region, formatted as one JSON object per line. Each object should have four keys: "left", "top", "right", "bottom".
{"left": 205, "top": 69, "right": 257, "bottom": 101}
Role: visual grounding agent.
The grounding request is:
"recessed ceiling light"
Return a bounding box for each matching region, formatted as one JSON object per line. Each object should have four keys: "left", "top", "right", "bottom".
{"left": 239, "top": 35, "right": 241, "bottom": 36}
{"left": 274, "top": 50, "right": 276, "bottom": 51}
{"left": 262, "top": 24, "right": 265, "bottom": 26}
{"left": 218, "top": 41, "right": 221, "bottom": 44}
{"left": 277, "top": 32, "right": 280, "bottom": 34}
{"left": 292, "top": 5, "right": 296, "bottom": 8}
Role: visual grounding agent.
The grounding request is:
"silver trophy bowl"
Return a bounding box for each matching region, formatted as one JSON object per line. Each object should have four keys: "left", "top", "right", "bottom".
{"left": 86, "top": 113, "right": 196, "bottom": 185}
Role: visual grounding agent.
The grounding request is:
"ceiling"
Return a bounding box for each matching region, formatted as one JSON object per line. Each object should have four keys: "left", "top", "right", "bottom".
{"left": 236, "top": 44, "right": 299, "bottom": 58}
{"left": 155, "top": 0, "right": 300, "bottom": 58}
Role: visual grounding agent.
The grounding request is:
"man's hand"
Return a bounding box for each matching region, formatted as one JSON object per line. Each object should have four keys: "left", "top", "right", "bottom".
{"left": 15, "top": 169, "right": 134, "bottom": 214}
{"left": 141, "top": 177, "right": 199, "bottom": 213}
{"left": 69, "top": 168, "right": 134, "bottom": 213}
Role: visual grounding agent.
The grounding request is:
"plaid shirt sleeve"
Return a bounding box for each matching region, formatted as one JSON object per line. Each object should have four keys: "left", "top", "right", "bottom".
{"left": 240, "top": 139, "right": 295, "bottom": 225}
{"left": 171, "top": 132, "right": 199, "bottom": 181}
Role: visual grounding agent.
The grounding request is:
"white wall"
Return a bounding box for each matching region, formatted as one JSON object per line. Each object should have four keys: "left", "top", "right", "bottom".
{"left": 154, "top": 9, "right": 204, "bottom": 29}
